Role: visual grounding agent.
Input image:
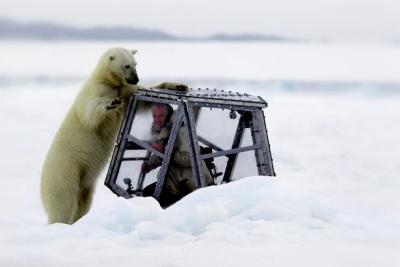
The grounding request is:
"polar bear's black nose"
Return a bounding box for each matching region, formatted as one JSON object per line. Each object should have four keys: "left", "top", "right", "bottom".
{"left": 127, "top": 74, "right": 139, "bottom": 85}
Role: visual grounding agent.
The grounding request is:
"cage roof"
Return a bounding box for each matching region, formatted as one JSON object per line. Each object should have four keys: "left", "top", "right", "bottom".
{"left": 137, "top": 87, "right": 268, "bottom": 108}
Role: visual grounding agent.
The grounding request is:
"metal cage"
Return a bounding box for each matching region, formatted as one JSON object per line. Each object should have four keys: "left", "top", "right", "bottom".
{"left": 105, "top": 87, "right": 275, "bottom": 207}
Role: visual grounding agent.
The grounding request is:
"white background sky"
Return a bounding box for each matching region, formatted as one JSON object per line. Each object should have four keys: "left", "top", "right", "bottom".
{"left": 1, "top": 0, "right": 399, "bottom": 42}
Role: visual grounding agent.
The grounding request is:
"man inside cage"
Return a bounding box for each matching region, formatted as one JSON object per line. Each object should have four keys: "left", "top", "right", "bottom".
{"left": 141, "top": 103, "right": 214, "bottom": 207}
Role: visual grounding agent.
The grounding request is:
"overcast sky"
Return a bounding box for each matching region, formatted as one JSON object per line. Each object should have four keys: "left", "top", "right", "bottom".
{"left": 1, "top": 0, "right": 399, "bottom": 42}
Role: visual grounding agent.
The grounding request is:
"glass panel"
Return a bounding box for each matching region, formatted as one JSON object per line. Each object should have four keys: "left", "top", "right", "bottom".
{"left": 196, "top": 107, "right": 240, "bottom": 150}
{"left": 115, "top": 158, "right": 160, "bottom": 195}
{"left": 192, "top": 106, "right": 260, "bottom": 183}
{"left": 231, "top": 150, "right": 258, "bottom": 181}
{"left": 115, "top": 100, "right": 180, "bottom": 196}
{"left": 123, "top": 149, "right": 147, "bottom": 158}
{"left": 210, "top": 156, "right": 228, "bottom": 184}
{"left": 242, "top": 128, "right": 254, "bottom": 146}
{"left": 130, "top": 100, "right": 179, "bottom": 145}
{"left": 231, "top": 128, "right": 258, "bottom": 180}
{"left": 158, "top": 123, "right": 199, "bottom": 207}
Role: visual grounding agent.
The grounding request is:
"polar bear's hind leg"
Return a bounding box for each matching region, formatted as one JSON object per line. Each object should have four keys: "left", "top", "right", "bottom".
{"left": 45, "top": 186, "right": 79, "bottom": 225}
{"left": 73, "top": 183, "right": 95, "bottom": 223}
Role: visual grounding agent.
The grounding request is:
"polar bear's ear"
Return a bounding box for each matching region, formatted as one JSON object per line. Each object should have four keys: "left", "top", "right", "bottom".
{"left": 131, "top": 49, "right": 138, "bottom": 55}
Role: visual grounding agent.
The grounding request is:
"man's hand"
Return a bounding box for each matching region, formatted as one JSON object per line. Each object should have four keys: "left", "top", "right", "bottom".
{"left": 141, "top": 162, "right": 150, "bottom": 173}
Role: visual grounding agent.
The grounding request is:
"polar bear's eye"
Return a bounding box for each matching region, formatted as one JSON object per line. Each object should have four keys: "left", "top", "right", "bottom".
{"left": 124, "top": 65, "right": 131, "bottom": 69}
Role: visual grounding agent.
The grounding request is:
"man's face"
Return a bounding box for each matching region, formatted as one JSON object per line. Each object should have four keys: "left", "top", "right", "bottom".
{"left": 151, "top": 106, "right": 168, "bottom": 131}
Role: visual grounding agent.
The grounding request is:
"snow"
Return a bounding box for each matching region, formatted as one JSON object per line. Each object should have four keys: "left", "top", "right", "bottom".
{"left": 0, "top": 41, "right": 400, "bottom": 266}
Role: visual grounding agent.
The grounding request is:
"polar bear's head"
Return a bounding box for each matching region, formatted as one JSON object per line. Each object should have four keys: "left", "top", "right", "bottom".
{"left": 95, "top": 47, "right": 139, "bottom": 87}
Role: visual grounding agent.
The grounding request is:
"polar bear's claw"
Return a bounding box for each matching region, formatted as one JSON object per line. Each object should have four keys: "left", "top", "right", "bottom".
{"left": 106, "top": 97, "right": 122, "bottom": 110}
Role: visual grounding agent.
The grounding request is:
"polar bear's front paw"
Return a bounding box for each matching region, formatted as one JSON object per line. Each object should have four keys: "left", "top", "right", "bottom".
{"left": 174, "top": 84, "right": 189, "bottom": 91}
{"left": 106, "top": 97, "right": 122, "bottom": 110}
{"left": 157, "top": 82, "right": 189, "bottom": 92}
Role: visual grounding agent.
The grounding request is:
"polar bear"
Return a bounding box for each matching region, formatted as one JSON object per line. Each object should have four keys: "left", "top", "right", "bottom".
{"left": 40, "top": 47, "right": 186, "bottom": 224}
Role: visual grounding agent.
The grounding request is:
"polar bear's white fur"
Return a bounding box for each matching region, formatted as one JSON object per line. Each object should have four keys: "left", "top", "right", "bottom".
{"left": 41, "top": 48, "right": 191, "bottom": 224}
{"left": 40, "top": 47, "right": 187, "bottom": 224}
{"left": 40, "top": 47, "right": 139, "bottom": 224}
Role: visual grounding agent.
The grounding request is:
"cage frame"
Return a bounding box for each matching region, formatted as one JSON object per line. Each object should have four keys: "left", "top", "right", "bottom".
{"left": 105, "top": 88, "right": 275, "bottom": 204}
